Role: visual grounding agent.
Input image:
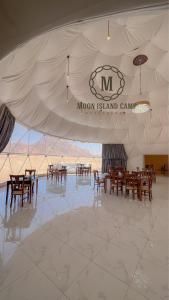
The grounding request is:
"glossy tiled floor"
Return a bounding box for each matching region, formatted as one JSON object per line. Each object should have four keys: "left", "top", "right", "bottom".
{"left": 0, "top": 175, "right": 168, "bottom": 300}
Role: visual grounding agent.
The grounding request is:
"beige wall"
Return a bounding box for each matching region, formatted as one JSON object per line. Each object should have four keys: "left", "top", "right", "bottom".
{"left": 127, "top": 155, "right": 144, "bottom": 171}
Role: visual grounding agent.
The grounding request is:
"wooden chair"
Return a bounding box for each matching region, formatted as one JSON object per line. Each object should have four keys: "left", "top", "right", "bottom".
{"left": 25, "top": 169, "right": 36, "bottom": 179}
{"left": 152, "top": 170, "right": 156, "bottom": 183}
{"left": 25, "top": 169, "right": 37, "bottom": 194}
{"left": 52, "top": 168, "right": 59, "bottom": 181}
{"left": 146, "top": 169, "right": 156, "bottom": 183}
{"left": 125, "top": 175, "right": 139, "bottom": 199}
{"left": 110, "top": 175, "right": 123, "bottom": 196}
{"left": 132, "top": 171, "right": 138, "bottom": 176}
{"left": 47, "top": 165, "right": 54, "bottom": 179}
{"left": 58, "top": 168, "right": 67, "bottom": 181}
{"left": 93, "top": 170, "right": 105, "bottom": 192}
{"left": 88, "top": 165, "right": 92, "bottom": 174}
{"left": 76, "top": 164, "right": 85, "bottom": 175}
{"left": 139, "top": 177, "right": 152, "bottom": 201}
{"left": 83, "top": 166, "right": 91, "bottom": 176}
{"left": 124, "top": 171, "right": 129, "bottom": 176}
{"left": 10, "top": 175, "right": 30, "bottom": 207}
{"left": 61, "top": 166, "right": 67, "bottom": 177}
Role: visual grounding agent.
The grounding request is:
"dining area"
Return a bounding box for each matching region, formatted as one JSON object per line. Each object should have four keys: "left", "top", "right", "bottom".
{"left": 93, "top": 168, "right": 155, "bottom": 201}
{"left": 76, "top": 163, "right": 92, "bottom": 176}
{"left": 5, "top": 169, "right": 38, "bottom": 207}
{"left": 0, "top": 3, "right": 168, "bottom": 300}
{"left": 0, "top": 165, "right": 168, "bottom": 300}
{"left": 47, "top": 164, "right": 67, "bottom": 181}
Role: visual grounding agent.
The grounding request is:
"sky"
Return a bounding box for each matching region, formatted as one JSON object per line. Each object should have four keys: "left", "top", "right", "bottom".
{"left": 11, "top": 123, "right": 102, "bottom": 156}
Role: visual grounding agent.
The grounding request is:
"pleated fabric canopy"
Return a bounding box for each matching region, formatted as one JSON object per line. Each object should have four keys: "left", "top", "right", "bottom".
{"left": 0, "top": 7, "right": 168, "bottom": 159}
{"left": 0, "top": 104, "right": 15, "bottom": 153}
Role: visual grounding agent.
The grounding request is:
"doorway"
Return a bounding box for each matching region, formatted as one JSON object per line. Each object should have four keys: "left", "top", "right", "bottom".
{"left": 144, "top": 155, "right": 168, "bottom": 175}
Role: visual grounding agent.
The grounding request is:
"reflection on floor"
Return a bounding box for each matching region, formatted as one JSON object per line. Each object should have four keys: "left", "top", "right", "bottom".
{"left": 0, "top": 175, "right": 168, "bottom": 300}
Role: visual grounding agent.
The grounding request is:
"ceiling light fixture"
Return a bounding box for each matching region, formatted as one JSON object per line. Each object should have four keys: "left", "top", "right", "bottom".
{"left": 133, "top": 100, "right": 151, "bottom": 113}
{"left": 66, "top": 56, "right": 70, "bottom": 103}
{"left": 107, "top": 20, "right": 111, "bottom": 40}
{"left": 132, "top": 54, "right": 151, "bottom": 113}
{"left": 66, "top": 85, "right": 69, "bottom": 102}
{"left": 67, "top": 55, "right": 70, "bottom": 78}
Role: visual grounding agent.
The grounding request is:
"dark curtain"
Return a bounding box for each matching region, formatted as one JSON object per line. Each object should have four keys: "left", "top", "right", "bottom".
{"left": 102, "top": 144, "right": 127, "bottom": 173}
{"left": 0, "top": 104, "right": 15, "bottom": 153}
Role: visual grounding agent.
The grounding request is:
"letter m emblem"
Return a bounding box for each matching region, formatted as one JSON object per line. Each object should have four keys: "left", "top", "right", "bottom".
{"left": 101, "top": 76, "right": 113, "bottom": 91}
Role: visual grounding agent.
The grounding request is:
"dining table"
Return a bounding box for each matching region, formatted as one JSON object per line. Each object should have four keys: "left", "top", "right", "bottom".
{"left": 58, "top": 168, "right": 67, "bottom": 181}
{"left": 6, "top": 176, "right": 38, "bottom": 205}
{"left": 104, "top": 173, "right": 142, "bottom": 199}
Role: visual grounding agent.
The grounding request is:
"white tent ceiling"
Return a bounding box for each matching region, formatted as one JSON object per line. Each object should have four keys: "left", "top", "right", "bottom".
{"left": 0, "top": 5, "right": 168, "bottom": 154}
{"left": 0, "top": 0, "right": 167, "bottom": 59}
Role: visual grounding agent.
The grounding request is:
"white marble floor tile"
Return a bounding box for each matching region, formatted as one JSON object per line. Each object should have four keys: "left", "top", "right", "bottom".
{"left": 0, "top": 266, "right": 67, "bottom": 300}
{"left": 86, "top": 217, "right": 123, "bottom": 243}
{"left": 0, "top": 248, "right": 34, "bottom": 292}
{"left": 67, "top": 230, "right": 105, "bottom": 260}
{"left": 42, "top": 214, "right": 83, "bottom": 243}
{"left": 19, "top": 228, "right": 64, "bottom": 266}
{"left": 93, "top": 241, "right": 140, "bottom": 285}
{"left": 110, "top": 226, "right": 148, "bottom": 255}
{"left": 121, "top": 212, "right": 155, "bottom": 239}
{"left": 142, "top": 238, "right": 168, "bottom": 268}
{"left": 38, "top": 242, "right": 90, "bottom": 293}
{"left": 0, "top": 228, "right": 19, "bottom": 264}
{"left": 124, "top": 288, "right": 149, "bottom": 300}
{"left": 131, "top": 257, "right": 169, "bottom": 300}
{"left": 150, "top": 222, "right": 169, "bottom": 243}
{"left": 66, "top": 262, "right": 128, "bottom": 300}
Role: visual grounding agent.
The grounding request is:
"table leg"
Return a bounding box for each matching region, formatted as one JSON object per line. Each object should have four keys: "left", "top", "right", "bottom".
{"left": 36, "top": 178, "right": 38, "bottom": 194}
{"left": 6, "top": 183, "right": 9, "bottom": 205}
{"left": 137, "top": 187, "right": 141, "bottom": 200}
{"left": 29, "top": 183, "right": 32, "bottom": 203}
{"left": 104, "top": 179, "right": 107, "bottom": 193}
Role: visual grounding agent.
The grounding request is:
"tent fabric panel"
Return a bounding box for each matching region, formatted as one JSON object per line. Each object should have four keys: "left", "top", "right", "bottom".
{"left": 102, "top": 144, "right": 127, "bottom": 172}
{"left": 0, "top": 104, "right": 15, "bottom": 153}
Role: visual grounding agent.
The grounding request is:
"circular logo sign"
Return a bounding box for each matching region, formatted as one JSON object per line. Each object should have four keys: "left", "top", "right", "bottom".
{"left": 89, "top": 65, "right": 125, "bottom": 101}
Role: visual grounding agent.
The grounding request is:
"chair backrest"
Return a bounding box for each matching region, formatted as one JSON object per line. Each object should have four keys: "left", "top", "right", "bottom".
{"left": 141, "top": 176, "right": 152, "bottom": 188}
{"left": 132, "top": 171, "right": 139, "bottom": 176}
{"left": 124, "top": 171, "right": 129, "bottom": 177}
{"left": 125, "top": 176, "right": 138, "bottom": 187}
{"left": 10, "top": 175, "right": 25, "bottom": 191}
{"left": 25, "top": 169, "right": 36, "bottom": 178}
{"left": 109, "top": 171, "right": 117, "bottom": 177}
{"left": 48, "top": 164, "right": 53, "bottom": 170}
{"left": 93, "top": 170, "right": 99, "bottom": 180}
{"left": 125, "top": 173, "right": 136, "bottom": 179}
